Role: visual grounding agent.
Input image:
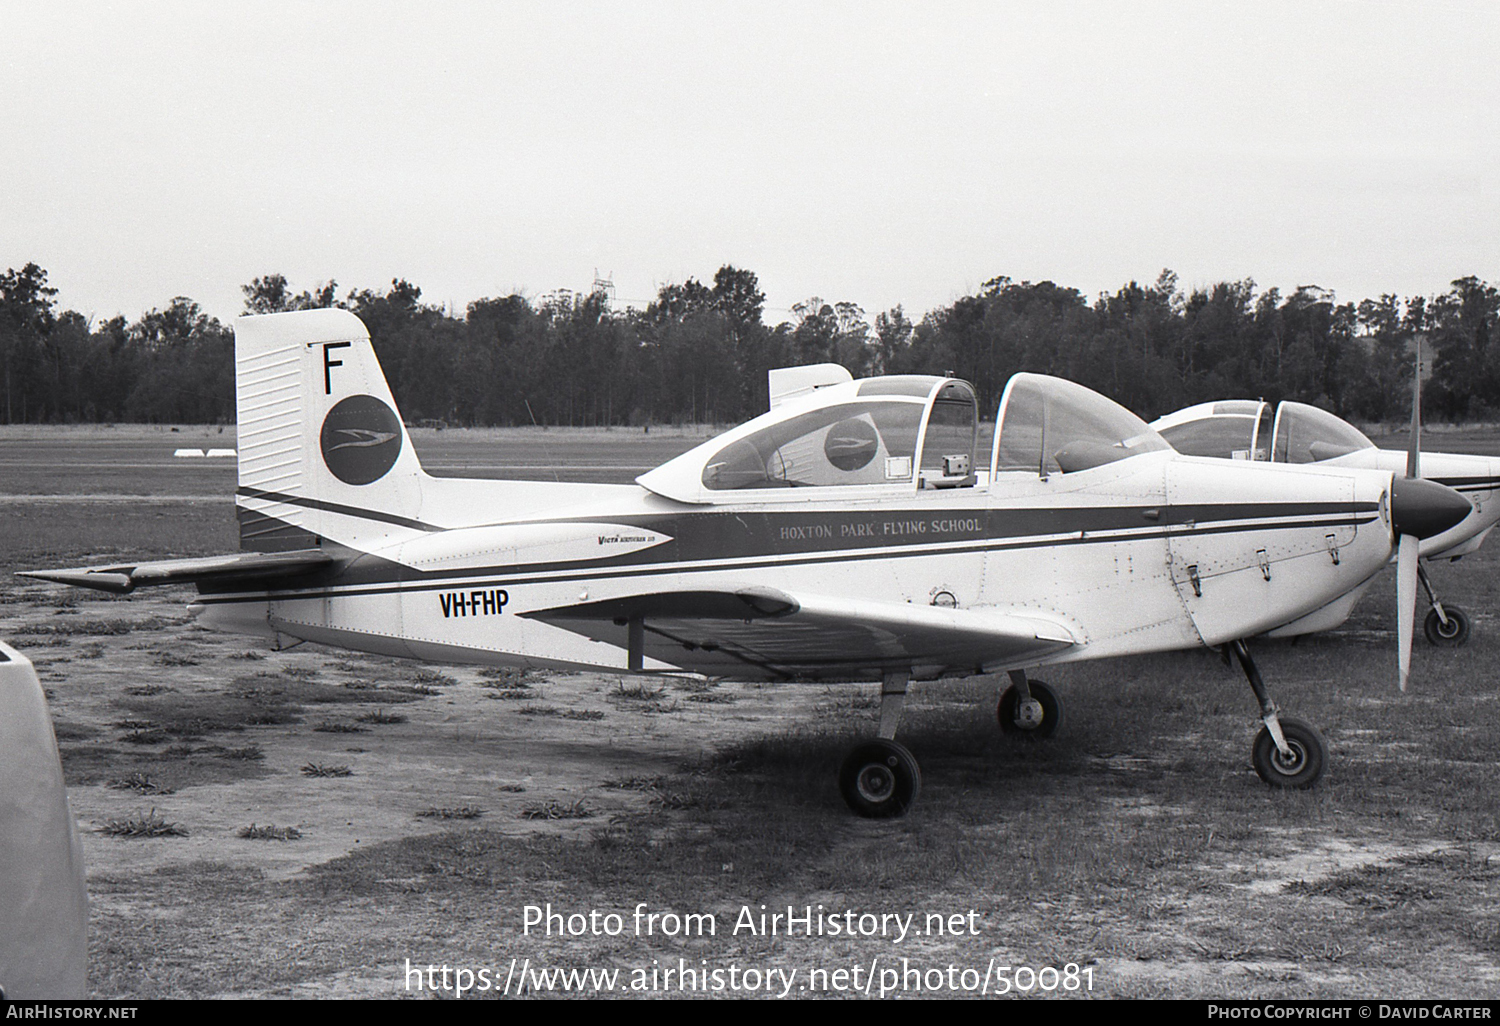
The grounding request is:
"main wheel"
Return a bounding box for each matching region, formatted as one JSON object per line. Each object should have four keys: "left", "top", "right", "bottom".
{"left": 997, "top": 680, "right": 1063, "bottom": 739}
{"left": 1251, "top": 716, "right": 1326, "bottom": 789}
{"left": 838, "top": 739, "right": 921, "bottom": 818}
{"left": 1424, "top": 605, "right": 1471, "bottom": 647}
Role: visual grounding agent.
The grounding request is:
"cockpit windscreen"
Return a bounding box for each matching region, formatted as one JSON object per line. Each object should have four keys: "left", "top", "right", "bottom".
{"left": 1271, "top": 402, "right": 1377, "bottom": 464}
{"left": 994, "top": 375, "right": 1171, "bottom": 476}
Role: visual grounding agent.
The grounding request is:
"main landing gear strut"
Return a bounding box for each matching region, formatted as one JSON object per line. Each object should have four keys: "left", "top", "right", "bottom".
{"left": 1419, "top": 562, "right": 1471, "bottom": 647}
{"left": 838, "top": 671, "right": 922, "bottom": 818}
{"left": 1228, "top": 640, "right": 1326, "bottom": 789}
{"left": 997, "top": 669, "right": 1063, "bottom": 738}
{"left": 837, "top": 668, "right": 1070, "bottom": 818}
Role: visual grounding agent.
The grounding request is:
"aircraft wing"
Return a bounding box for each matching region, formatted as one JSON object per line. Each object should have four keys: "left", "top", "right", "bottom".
{"left": 523, "top": 586, "right": 1079, "bottom": 680}
{"left": 17, "top": 549, "right": 334, "bottom": 595}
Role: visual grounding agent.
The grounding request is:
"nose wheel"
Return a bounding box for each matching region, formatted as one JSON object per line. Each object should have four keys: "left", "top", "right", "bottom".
{"left": 1251, "top": 715, "right": 1326, "bottom": 789}
{"left": 1419, "top": 563, "right": 1471, "bottom": 647}
{"left": 1424, "top": 604, "right": 1471, "bottom": 646}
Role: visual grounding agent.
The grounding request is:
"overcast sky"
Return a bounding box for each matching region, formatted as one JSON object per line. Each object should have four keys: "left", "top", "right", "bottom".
{"left": 3, "top": 1, "right": 1497, "bottom": 326}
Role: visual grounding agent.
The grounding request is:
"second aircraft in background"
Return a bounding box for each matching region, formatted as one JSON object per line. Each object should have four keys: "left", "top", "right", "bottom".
{"left": 1152, "top": 396, "right": 1500, "bottom": 670}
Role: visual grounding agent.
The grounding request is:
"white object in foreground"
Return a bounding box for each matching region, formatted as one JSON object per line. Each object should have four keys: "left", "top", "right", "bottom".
{"left": 0, "top": 641, "right": 88, "bottom": 999}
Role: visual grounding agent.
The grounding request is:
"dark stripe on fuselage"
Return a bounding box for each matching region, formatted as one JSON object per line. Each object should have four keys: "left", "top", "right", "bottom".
{"left": 1428, "top": 476, "right": 1500, "bottom": 494}
{"left": 236, "top": 487, "right": 1375, "bottom": 546}
{"left": 195, "top": 502, "right": 1380, "bottom": 605}
{"left": 237, "top": 486, "right": 442, "bottom": 533}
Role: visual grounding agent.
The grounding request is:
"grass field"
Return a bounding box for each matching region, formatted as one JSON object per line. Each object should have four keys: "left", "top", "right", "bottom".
{"left": 3, "top": 425, "right": 1499, "bottom": 999}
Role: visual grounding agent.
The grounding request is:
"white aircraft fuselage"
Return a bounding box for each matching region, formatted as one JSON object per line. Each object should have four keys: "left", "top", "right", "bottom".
{"left": 181, "top": 313, "right": 1430, "bottom": 684}
{"left": 195, "top": 451, "right": 1405, "bottom": 681}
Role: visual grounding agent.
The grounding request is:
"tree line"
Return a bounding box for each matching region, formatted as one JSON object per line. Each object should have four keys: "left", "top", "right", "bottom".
{"left": 1, "top": 261, "right": 1496, "bottom": 427}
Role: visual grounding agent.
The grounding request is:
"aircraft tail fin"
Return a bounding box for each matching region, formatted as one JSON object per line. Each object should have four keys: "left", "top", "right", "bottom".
{"left": 234, "top": 309, "right": 427, "bottom": 552}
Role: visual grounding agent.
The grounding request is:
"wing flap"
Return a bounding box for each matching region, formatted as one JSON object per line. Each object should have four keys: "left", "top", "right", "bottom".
{"left": 18, "top": 549, "right": 334, "bottom": 594}
{"left": 524, "top": 587, "right": 1079, "bottom": 680}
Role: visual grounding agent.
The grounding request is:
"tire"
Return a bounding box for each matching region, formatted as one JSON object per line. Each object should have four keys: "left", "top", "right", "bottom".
{"left": 997, "top": 679, "right": 1063, "bottom": 739}
{"left": 1424, "top": 605, "right": 1471, "bottom": 647}
{"left": 1252, "top": 716, "right": 1326, "bottom": 790}
{"left": 838, "top": 739, "right": 921, "bottom": 818}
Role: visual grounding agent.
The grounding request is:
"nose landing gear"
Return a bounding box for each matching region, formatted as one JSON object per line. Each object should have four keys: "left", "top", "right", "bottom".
{"left": 1229, "top": 640, "right": 1328, "bottom": 789}
{"left": 1419, "top": 563, "right": 1471, "bottom": 646}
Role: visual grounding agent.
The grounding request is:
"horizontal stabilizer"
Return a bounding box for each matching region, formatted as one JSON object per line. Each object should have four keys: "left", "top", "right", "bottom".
{"left": 18, "top": 549, "right": 334, "bottom": 594}
{"left": 525, "top": 587, "right": 1078, "bottom": 680}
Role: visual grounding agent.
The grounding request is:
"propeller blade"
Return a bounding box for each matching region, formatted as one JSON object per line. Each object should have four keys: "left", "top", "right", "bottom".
{"left": 1397, "top": 532, "right": 1420, "bottom": 691}
{"left": 1407, "top": 337, "right": 1422, "bottom": 479}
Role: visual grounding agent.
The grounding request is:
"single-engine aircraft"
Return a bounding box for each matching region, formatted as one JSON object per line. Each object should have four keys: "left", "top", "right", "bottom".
{"left": 1151, "top": 397, "right": 1500, "bottom": 672}
{"left": 21, "top": 310, "right": 1473, "bottom": 817}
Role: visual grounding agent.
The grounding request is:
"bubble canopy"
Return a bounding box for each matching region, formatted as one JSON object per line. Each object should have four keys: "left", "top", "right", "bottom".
{"left": 992, "top": 374, "right": 1172, "bottom": 477}
{"left": 1271, "top": 403, "right": 1377, "bottom": 464}
{"left": 1152, "top": 400, "right": 1376, "bottom": 465}
{"left": 637, "top": 371, "right": 1172, "bottom": 503}
{"left": 637, "top": 374, "right": 983, "bottom": 503}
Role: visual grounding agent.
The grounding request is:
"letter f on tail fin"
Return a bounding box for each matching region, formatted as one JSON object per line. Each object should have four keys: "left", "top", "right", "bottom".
{"left": 234, "top": 309, "right": 429, "bottom": 553}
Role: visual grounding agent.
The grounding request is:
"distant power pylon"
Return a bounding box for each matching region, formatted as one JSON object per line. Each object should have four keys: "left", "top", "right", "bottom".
{"left": 592, "top": 270, "right": 616, "bottom": 309}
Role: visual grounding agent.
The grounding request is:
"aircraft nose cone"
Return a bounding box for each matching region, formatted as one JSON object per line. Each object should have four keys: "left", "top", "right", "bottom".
{"left": 1391, "top": 476, "right": 1472, "bottom": 539}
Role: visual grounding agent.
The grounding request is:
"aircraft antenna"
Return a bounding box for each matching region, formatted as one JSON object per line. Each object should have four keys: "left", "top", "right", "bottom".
{"left": 523, "top": 398, "right": 562, "bottom": 483}
{"left": 1038, "top": 389, "right": 1048, "bottom": 479}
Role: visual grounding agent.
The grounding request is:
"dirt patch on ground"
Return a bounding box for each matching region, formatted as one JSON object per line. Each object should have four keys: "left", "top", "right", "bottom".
{"left": 1225, "top": 836, "right": 1461, "bottom": 895}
